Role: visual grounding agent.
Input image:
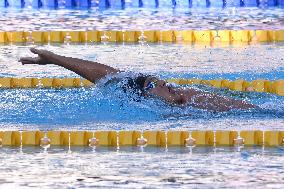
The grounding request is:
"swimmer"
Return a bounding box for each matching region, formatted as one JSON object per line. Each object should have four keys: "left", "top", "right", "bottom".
{"left": 19, "top": 48, "right": 258, "bottom": 112}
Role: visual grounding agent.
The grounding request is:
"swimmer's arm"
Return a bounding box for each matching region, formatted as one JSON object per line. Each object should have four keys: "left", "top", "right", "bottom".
{"left": 19, "top": 48, "right": 119, "bottom": 83}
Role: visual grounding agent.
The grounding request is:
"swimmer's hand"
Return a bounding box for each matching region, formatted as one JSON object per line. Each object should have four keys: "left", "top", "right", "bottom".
{"left": 19, "top": 48, "right": 54, "bottom": 65}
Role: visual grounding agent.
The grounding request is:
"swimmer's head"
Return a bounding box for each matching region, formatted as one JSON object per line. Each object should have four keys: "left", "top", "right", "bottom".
{"left": 143, "top": 77, "right": 184, "bottom": 104}
{"left": 124, "top": 74, "right": 150, "bottom": 96}
{"left": 125, "top": 75, "right": 184, "bottom": 104}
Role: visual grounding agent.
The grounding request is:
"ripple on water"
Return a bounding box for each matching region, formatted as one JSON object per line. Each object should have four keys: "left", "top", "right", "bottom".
{"left": 0, "top": 146, "right": 284, "bottom": 188}
{"left": 0, "top": 7, "right": 284, "bottom": 31}
{"left": 0, "top": 44, "right": 283, "bottom": 130}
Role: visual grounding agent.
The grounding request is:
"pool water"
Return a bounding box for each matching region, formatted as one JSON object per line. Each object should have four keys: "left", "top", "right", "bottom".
{"left": 0, "top": 43, "right": 283, "bottom": 131}
{"left": 1, "top": 43, "right": 283, "bottom": 79}
{"left": 1, "top": 146, "right": 284, "bottom": 188}
{"left": 1, "top": 5, "right": 284, "bottom": 189}
{"left": 0, "top": 7, "right": 284, "bottom": 31}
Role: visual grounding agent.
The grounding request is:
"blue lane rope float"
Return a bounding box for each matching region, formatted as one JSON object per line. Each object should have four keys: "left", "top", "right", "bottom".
{"left": 0, "top": 0, "right": 283, "bottom": 9}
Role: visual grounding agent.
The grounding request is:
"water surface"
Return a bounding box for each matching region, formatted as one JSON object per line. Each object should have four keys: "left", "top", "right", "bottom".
{"left": 0, "top": 43, "right": 283, "bottom": 130}
{"left": 0, "top": 7, "right": 283, "bottom": 31}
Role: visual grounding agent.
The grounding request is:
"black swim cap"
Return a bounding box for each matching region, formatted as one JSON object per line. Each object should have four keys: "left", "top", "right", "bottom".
{"left": 124, "top": 74, "right": 150, "bottom": 96}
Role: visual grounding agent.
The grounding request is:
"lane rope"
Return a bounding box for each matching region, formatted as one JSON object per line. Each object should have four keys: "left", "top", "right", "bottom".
{"left": 0, "top": 30, "right": 284, "bottom": 44}
{"left": 0, "top": 130, "right": 283, "bottom": 147}
{"left": 1, "top": 0, "right": 282, "bottom": 9}
{"left": 0, "top": 77, "right": 283, "bottom": 96}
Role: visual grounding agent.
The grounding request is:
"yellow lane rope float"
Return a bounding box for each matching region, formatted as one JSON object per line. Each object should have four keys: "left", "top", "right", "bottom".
{"left": 0, "top": 130, "right": 284, "bottom": 147}
{"left": 167, "top": 78, "right": 284, "bottom": 96}
{"left": 0, "top": 77, "right": 283, "bottom": 96}
{"left": 0, "top": 77, "right": 94, "bottom": 88}
{"left": 0, "top": 30, "right": 283, "bottom": 44}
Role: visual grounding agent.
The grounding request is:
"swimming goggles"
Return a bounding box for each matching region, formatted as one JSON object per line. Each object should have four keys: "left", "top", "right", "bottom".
{"left": 144, "top": 80, "right": 178, "bottom": 91}
{"left": 144, "top": 79, "right": 158, "bottom": 91}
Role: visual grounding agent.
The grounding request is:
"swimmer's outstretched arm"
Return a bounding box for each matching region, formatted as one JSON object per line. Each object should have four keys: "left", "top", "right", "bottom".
{"left": 19, "top": 48, "right": 119, "bottom": 83}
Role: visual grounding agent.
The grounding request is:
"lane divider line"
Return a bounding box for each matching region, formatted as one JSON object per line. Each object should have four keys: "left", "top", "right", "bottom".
{"left": 0, "top": 77, "right": 283, "bottom": 96}
{"left": 0, "top": 30, "right": 283, "bottom": 44}
{"left": 0, "top": 130, "right": 283, "bottom": 147}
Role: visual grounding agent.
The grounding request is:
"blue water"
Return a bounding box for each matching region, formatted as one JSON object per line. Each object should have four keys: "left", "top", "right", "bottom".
{"left": 1, "top": 0, "right": 284, "bottom": 9}
{"left": 0, "top": 7, "right": 284, "bottom": 31}
{"left": 0, "top": 43, "right": 283, "bottom": 130}
{"left": 0, "top": 81, "right": 283, "bottom": 129}
{"left": 0, "top": 44, "right": 284, "bottom": 130}
{"left": 0, "top": 4, "right": 283, "bottom": 189}
{"left": 1, "top": 43, "right": 284, "bottom": 79}
{"left": 1, "top": 3, "right": 284, "bottom": 189}
{"left": 1, "top": 145, "right": 284, "bottom": 188}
